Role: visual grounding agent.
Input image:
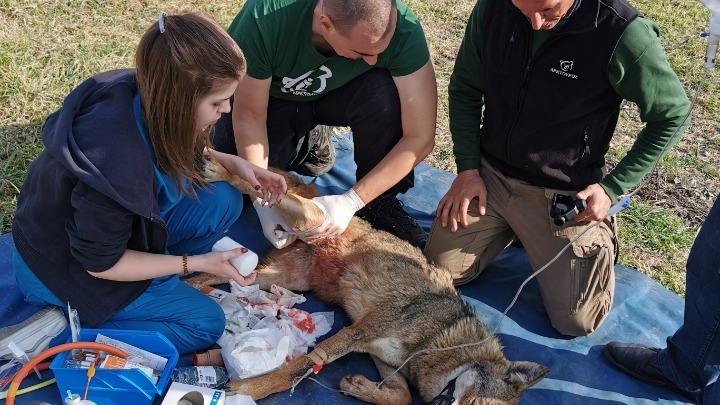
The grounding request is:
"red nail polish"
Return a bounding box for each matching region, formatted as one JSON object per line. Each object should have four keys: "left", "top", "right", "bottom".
{"left": 254, "top": 185, "right": 261, "bottom": 190}
{"left": 241, "top": 247, "right": 248, "bottom": 253}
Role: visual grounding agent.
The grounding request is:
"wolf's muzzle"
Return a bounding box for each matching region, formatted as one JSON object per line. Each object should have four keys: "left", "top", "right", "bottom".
{"left": 430, "top": 378, "right": 456, "bottom": 405}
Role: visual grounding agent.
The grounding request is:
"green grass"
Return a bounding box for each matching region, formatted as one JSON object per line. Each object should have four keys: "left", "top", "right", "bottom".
{"left": 0, "top": 0, "right": 243, "bottom": 231}
{"left": 2, "top": 0, "right": 719, "bottom": 296}
{"left": 617, "top": 202, "right": 697, "bottom": 295}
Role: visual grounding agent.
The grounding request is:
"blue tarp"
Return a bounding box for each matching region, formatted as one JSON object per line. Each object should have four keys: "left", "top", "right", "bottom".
{"left": 1, "top": 136, "right": 690, "bottom": 404}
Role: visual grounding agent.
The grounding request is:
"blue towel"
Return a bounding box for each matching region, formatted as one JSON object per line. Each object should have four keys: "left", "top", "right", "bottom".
{"left": 0, "top": 135, "right": 689, "bottom": 404}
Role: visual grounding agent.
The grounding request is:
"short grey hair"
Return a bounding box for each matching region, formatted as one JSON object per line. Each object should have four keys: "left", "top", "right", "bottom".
{"left": 323, "top": 0, "right": 394, "bottom": 37}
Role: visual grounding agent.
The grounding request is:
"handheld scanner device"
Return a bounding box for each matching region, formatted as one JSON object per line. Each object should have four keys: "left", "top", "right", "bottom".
{"left": 550, "top": 193, "right": 587, "bottom": 226}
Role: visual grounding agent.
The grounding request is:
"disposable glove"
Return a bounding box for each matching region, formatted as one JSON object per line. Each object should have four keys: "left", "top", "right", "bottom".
{"left": 309, "top": 188, "right": 365, "bottom": 236}
{"left": 253, "top": 198, "right": 297, "bottom": 249}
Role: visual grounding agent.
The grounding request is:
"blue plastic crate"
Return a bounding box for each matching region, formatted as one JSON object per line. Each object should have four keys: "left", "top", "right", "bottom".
{"left": 49, "top": 329, "right": 179, "bottom": 405}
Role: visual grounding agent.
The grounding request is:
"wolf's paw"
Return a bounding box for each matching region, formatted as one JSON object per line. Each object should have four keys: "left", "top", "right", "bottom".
{"left": 202, "top": 158, "right": 230, "bottom": 183}
{"left": 339, "top": 374, "right": 377, "bottom": 397}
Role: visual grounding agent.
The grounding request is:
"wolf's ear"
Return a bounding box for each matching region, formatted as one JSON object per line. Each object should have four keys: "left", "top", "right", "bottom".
{"left": 505, "top": 361, "right": 549, "bottom": 391}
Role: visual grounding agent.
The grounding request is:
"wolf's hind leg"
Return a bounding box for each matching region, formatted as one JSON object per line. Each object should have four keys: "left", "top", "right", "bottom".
{"left": 182, "top": 272, "right": 226, "bottom": 290}
{"left": 339, "top": 355, "right": 411, "bottom": 405}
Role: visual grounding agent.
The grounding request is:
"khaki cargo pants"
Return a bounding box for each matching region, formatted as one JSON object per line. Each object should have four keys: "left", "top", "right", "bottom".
{"left": 424, "top": 160, "right": 617, "bottom": 336}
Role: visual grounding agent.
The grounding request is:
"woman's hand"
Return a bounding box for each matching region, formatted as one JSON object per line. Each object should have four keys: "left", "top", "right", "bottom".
{"left": 188, "top": 248, "right": 257, "bottom": 286}
{"left": 234, "top": 158, "right": 287, "bottom": 206}
{"left": 206, "top": 148, "right": 287, "bottom": 206}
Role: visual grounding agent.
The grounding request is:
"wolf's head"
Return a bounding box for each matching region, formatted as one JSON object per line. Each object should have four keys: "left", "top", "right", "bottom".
{"left": 438, "top": 360, "right": 549, "bottom": 405}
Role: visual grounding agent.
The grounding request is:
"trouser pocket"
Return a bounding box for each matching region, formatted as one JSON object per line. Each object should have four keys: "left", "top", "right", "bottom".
{"left": 570, "top": 237, "right": 612, "bottom": 315}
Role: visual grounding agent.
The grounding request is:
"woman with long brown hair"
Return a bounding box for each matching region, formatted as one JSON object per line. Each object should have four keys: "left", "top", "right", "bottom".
{"left": 10, "top": 12, "right": 285, "bottom": 354}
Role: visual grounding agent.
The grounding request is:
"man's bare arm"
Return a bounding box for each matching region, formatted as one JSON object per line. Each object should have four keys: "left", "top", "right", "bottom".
{"left": 353, "top": 61, "right": 437, "bottom": 203}
{"left": 232, "top": 75, "right": 272, "bottom": 168}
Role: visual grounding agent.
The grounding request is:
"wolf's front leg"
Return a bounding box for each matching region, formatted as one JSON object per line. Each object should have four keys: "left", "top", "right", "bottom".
{"left": 226, "top": 326, "right": 361, "bottom": 400}
{"left": 202, "top": 157, "right": 259, "bottom": 196}
{"left": 225, "top": 354, "right": 316, "bottom": 399}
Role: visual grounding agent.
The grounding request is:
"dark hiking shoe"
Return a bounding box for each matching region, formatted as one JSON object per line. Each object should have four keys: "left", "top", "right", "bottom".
{"left": 356, "top": 196, "right": 427, "bottom": 249}
{"left": 299, "top": 125, "right": 335, "bottom": 177}
{"left": 604, "top": 342, "right": 693, "bottom": 399}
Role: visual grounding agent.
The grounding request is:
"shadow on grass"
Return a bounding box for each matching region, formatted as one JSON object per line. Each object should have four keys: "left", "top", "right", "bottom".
{"left": 1, "top": 122, "right": 44, "bottom": 234}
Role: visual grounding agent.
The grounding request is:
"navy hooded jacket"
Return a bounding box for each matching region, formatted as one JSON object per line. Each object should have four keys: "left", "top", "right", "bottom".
{"left": 13, "top": 69, "right": 169, "bottom": 326}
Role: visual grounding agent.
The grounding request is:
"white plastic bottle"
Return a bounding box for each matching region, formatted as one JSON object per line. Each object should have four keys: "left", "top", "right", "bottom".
{"left": 212, "top": 236, "right": 259, "bottom": 277}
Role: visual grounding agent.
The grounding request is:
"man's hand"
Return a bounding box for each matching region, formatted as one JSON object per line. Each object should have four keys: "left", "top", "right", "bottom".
{"left": 436, "top": 169, "right": 488, "bottom": 232}
{"left": 307, "top": 189, "right": 366, "bottom": 236}
{"left": 253, "top": 198, "right": 297, "bottom": 249}
{"left": 575, "top": 183, "right": 612, "bottom": 222}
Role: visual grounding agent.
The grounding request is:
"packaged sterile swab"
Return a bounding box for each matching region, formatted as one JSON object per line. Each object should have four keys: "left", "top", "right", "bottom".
{"left": 212, "top": 237, "right": 259, "bottom": 277}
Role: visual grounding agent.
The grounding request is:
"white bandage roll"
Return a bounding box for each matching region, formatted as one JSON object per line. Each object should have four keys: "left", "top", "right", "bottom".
{"left": 212, "top": 237, "right": 259, "bottom": 277}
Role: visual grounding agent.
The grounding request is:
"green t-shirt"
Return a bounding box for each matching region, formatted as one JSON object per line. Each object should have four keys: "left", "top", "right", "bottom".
{"left": 228, "top": 0, "right": 430, "bottom": 101}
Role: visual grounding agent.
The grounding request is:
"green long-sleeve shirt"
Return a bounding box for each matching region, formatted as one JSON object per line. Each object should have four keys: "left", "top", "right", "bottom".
{"left": 449, "top": 0, "right": 691, "bottom": 201}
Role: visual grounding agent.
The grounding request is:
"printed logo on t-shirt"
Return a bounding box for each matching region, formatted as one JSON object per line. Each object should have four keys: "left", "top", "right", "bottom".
{"left": 550, "top": 60, "right": 578, "bottom": 80}
{"left": 281, "top": 66, "right": 333, "bottom": 96}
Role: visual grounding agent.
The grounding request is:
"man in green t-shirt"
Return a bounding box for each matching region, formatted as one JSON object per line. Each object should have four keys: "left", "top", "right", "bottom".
{"left": 215, "top": 0, "right": 437, "bottom": 249}
{"left": 424, "top": 0, "right": 690, "bottom": 336}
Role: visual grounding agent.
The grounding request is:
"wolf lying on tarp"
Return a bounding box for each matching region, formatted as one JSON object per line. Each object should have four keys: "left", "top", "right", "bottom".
{"left": 188, "top": 157, "right": 549, "bottom": 405}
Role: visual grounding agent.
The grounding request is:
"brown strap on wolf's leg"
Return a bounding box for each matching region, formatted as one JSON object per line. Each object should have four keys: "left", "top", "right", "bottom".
{"left": 305, "top": 347, "right": 328, "bottom": 365}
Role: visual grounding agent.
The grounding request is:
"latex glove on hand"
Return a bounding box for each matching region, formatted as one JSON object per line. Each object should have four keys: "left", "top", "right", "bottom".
{"left": 307, "top": 188, "right": 365, "bottom": 237}
{"left": 253, "top": 198, "right": 297, "bottom": 249}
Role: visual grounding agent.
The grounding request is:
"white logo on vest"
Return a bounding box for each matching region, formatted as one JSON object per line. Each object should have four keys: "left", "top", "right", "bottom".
{"left": 281, "top": 66, "right": 333, "bottom": 96}
{"left": 550, "top": 60, "right": 578, "bottom": 79}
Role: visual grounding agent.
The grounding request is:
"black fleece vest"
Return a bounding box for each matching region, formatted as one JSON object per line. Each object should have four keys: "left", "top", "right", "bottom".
{"left": 480, "top": 0, "right": 639, "bottom": 190}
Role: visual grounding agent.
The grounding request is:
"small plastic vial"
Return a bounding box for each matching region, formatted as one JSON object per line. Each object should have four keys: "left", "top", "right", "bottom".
{"left": 212, "top": 237, "right": 258, "bottom": 277}
{"left": 65, "top": 391, "right": 98, "bottom": 405}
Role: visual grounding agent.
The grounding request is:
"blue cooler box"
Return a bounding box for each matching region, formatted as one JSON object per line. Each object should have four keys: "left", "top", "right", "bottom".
{"left": 49, "top": 329, "right": 179, "bottom": 405}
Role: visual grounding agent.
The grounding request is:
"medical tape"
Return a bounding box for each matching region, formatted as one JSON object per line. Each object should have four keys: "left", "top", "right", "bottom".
{"left": 305, "top": 347, "right": 328, "bottom": 366}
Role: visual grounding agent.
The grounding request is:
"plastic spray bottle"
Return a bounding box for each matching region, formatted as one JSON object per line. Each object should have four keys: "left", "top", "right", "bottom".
{"left": 700, "top": 0, "right": 720, "bottom": 69}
